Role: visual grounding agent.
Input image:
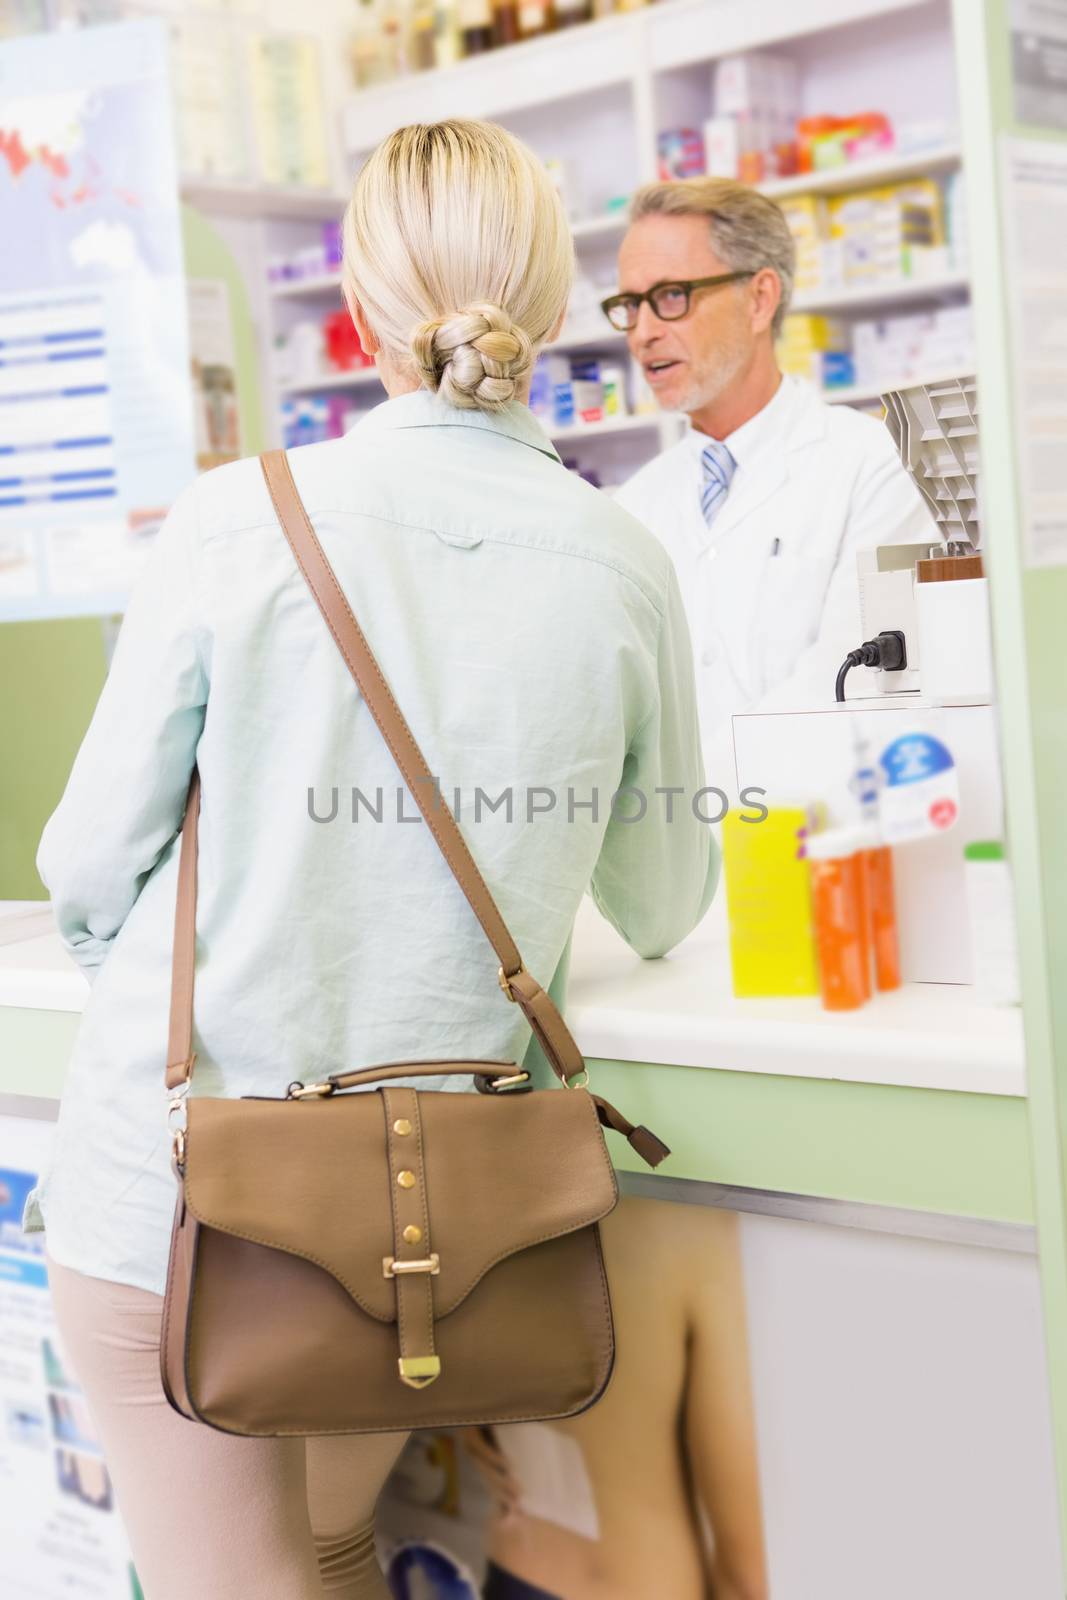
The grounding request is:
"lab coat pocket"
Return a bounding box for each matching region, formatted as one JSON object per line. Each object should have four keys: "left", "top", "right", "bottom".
{"left": 751, "top": 550, "right": 835, "bottom": 699}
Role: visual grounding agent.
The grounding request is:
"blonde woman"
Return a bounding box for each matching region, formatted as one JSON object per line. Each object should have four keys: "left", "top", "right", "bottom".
{"left": 27, "top": 120, "right": 717, "bottom": 1598}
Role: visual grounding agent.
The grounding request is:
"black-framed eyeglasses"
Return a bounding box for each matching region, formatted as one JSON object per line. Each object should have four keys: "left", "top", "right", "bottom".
{"left": 599, "top": 271, "right": 756, "bottom": 332}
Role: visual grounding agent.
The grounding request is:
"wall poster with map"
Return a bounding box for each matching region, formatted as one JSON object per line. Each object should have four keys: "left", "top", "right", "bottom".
{"left": 0, "top": 17, "right": 195, "bottom": 622}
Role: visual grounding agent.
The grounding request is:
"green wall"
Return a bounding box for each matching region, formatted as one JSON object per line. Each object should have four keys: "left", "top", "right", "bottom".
{"left": 0, "top": 206, "right": 264, "bottom": 898}
{"left": 953, "top": 0, "right": 1067, "bottom": 1554}
{"left": 0, "top": 619, "right": 109, "bottom": 899}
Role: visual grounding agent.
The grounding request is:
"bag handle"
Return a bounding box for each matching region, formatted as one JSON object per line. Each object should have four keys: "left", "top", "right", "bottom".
{"left": 164, "top": 448, "right": 587, "bottom": 1095}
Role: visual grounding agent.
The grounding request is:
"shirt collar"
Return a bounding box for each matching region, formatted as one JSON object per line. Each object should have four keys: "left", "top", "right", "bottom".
{"left": 350, "top": 387, "right": 562, "bottom": 464}
{"left": 683, "top": 373, "right": 797, "bottom": 469}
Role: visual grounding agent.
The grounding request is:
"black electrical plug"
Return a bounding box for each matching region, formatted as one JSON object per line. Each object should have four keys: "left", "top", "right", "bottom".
{"left": 835, "top": 630, "right": 908, "bottom": 702}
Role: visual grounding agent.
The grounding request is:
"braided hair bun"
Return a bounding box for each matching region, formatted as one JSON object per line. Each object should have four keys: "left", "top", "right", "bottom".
{"left": 410, "top": 303, "right": 534, "bottom": 411}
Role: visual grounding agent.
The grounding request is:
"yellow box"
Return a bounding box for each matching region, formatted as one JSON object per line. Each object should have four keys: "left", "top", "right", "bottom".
{"left": 722, "top": 809, "right": 819, "bottom": 998}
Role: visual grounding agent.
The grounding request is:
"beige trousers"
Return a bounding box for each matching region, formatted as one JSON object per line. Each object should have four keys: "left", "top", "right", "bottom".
{"left": 46, "top": 1252, "right": 411, "bottom": 1600}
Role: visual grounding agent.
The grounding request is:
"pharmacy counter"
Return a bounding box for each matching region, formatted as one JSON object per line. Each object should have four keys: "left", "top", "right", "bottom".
{"left": 0, "top": 895, "right": 1032, "bottom": 1241}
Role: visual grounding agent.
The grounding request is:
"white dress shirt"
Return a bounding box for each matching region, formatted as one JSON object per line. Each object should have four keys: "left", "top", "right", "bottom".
{"left": 614, "top": 376, "right": 936, "bottom": 786}
{"left": 26, "top": 391, "right": 717, "bottom": 1296}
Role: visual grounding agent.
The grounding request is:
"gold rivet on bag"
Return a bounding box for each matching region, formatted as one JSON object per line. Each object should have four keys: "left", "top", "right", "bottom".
{"left": 393, "top": 1119, "right": 412, "bottom": 1135}
{"left": 397, "top": 1170, "right": 416, "bottom": 1189}
{"left": 403, "top": 1225, "right": 423, "bottom": 1244}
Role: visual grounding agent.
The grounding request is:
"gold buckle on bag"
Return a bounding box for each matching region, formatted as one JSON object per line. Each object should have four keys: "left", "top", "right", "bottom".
{"left": 286, "top": 1080, "right": 336, "bottom": 1099}
{"left": 498, "top": 966, "right": 519, "bottom": 1001}
{"left": 383, "top": 1254, "right": 440, "bottom": 1278}
{"left": 398, "top": 1355, "right": 441, "bottom": 1388}
{"left": 167, "top": 1079, "right": 190, "bottom": 1168}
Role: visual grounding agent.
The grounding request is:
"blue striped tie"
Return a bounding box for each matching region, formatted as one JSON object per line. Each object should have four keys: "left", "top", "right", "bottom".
{"left": 700, "top": 439, "right": 736, "bottom": 528}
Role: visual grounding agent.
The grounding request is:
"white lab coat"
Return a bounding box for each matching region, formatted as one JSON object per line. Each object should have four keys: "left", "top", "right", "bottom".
{"left": 614, "top": 375, "right": 936, "bottom": 789}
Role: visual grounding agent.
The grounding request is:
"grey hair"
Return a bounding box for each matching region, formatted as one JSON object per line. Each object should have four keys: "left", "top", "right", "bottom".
{"left": 629, "top": 177, "right": 796, "bottom": 337}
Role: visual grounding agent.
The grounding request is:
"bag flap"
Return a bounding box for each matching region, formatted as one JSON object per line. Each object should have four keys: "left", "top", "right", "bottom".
{"left": 183, "top": 1084, "right": 618, "bottom": 1322}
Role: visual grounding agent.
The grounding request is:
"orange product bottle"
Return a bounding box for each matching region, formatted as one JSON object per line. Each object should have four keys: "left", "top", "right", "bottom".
{"left": 804, "top": 828, "right": 872, "bottom": 1012}
{"left": 864, "top": 842, "right": 901, "bottom": 991}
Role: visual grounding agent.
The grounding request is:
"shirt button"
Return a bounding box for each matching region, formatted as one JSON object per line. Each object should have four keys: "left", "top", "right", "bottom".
{"left": 701, "top": 647, "right": 717, "bottom": 666}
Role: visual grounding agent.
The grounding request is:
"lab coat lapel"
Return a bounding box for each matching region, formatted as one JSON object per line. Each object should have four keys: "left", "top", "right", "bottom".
{"left": 711, "top": 380, "right": 827, "bottom": 542}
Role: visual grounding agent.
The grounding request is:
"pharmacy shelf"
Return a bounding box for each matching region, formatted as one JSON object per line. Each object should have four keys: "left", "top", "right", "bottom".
{"left": 571, "top": 212, "right": 630, "bottom": 242}
{"left": 282, "top": 367, "right": 382, "bottom": 397}
{"left": 648, "top": 0, "right": 928, "bottom": 73}
{"left": 344, "top": 11, "right": 639, "bottom": 152}
{"left": 823, "top": 367, "right": 974, "bottom": 407}
{"left": 760, "top": 143, "right": 962, "bottom": 200}
{"left": 551, "top": 323, "right": 628, "bottom": 353}
{"left": 270, "top": 210, "right": 627, "bottom": 294}
{"left": 181, "top": 178, "right": 349, "bottom": 221}
{"left": 549, "top": 414, "right": 660, "bottom": 445}
{"left": 266, "top": 0, "right": 967, "bottom": 457}
{"left": 791, "top": 270, "right": 970, "bottom": 316}
{"left": 341, "top": 0, "right": 931, "bottom": 155}
{"left": 272, "top": 273, "right": 343, "bottom": 300}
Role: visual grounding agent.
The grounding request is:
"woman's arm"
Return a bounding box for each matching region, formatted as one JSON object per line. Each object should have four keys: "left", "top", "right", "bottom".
{"left": 590, "top": 562, "right": 720, "bottom": 959}
{"left": 36, "top": 479, "right": 208, "bottom": 981}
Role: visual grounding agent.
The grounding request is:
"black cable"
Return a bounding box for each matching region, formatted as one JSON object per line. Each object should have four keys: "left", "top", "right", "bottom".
{"left": 835, "top": 630, "right": 908, "bottom": 702}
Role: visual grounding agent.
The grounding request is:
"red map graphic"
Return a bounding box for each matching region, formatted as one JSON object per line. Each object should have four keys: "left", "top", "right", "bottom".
{"left": 0, "top": 127, "right": 130, "bottom": 210}
{"left": 0, "top": 127, "right": 69, "bottom": 182}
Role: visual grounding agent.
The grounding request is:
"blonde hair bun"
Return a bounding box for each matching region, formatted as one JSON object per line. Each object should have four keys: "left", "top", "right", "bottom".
{"left": 411, "top": 303, "right": 533, "bottom": 411}
{"left": 342, "top": 120, "right": 573, "bottom": 415}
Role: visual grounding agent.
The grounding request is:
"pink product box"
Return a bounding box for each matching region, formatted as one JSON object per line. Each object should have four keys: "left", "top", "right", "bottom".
{"left": 658, "top": 128, "right": 706, "bottom": 180}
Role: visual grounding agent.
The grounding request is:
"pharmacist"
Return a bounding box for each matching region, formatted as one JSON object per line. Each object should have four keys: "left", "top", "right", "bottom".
{"left": 606, "top": 176, "right": 935, "bottom": 782}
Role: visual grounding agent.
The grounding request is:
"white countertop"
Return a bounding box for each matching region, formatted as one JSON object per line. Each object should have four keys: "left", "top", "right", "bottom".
{"left": 566, "top": 896, "right": 1025, "bottom": 1097}
{"left": 0, "top": 896, "right": 1026, "bottom": 1097}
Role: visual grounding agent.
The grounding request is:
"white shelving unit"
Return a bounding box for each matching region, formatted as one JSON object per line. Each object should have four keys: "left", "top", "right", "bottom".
{"left": 823, "top": 368, "right": 969, "bottom": 406}
{"left": 242, "top": 0, "right": 968, "bottom": 479}
{"left": 271, "top": 272, "right": 345, "bottom": 300}
{"left": 549, "top": 413, "right": 663, "bottom": 445}
{"left": 181, "top": 180, "right": 350, "bottom": 222}
{"left": 791, "top": 269, "right": 970, "bottom": 316}
{"left": 282, "top": 366, "right": 380, "bottom": 396}
{"left": 760, "top": 141, "right": 961, "bottom": 199}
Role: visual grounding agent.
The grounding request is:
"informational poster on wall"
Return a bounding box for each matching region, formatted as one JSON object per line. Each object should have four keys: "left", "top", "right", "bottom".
{"left": 375, "top": 1194, "right": 769, "bottom": 1599}
{"left": 1011, "top": 0, "right": 1067, "bottom": 132}
{"left": 0, "top": 18, "right": 195, "bottom": 623}
{"left": 0, "top": 1114, "right": 140, "bottom": 1599}
{"left": 1000, "top": 136, "right": 1067, "bottom": 569}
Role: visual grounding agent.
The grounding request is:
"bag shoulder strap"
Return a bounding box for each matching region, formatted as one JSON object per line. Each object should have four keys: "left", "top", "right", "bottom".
{"left": 164, "top": 448, "right": 586, "bottom": 1095}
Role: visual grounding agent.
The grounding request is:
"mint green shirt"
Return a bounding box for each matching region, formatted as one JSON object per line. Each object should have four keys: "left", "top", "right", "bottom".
{"left": 26, "top": 391, "right": 718, "bottom": 1295}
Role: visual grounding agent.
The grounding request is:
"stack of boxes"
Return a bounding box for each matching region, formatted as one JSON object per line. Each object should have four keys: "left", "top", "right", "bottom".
{"left": 704, "top": 51, "right": 801, "bottom": 182}
{"left": 528, "top": 355, "right": 631, "bottom": 429}
{"left": 780, "top": 179, "right": 948, "bottom": 301}
{"left": 776, "top": 315, "right": 854, "bottom": 391}
{"left": 778, "top": 195, "right": 826, "bottom": 296}
{"left": 281, "top": 393, "right": 362, "bottom": 447}
{"left": 267, "top": 221, "right": 343, "bottom": 287}
{"left": 850, "top": 305, "right": 974, "bottom": 390}
{"left": 827, "top": 179, "right": 947, "bottom": 288}
{"left": 777, "top": 303, "right": 975, "bottom": 398}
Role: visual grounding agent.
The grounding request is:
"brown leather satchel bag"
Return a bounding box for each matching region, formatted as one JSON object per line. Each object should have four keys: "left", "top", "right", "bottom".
{"left": 160, "top": 448, "right": 670, "bottom": 1437}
